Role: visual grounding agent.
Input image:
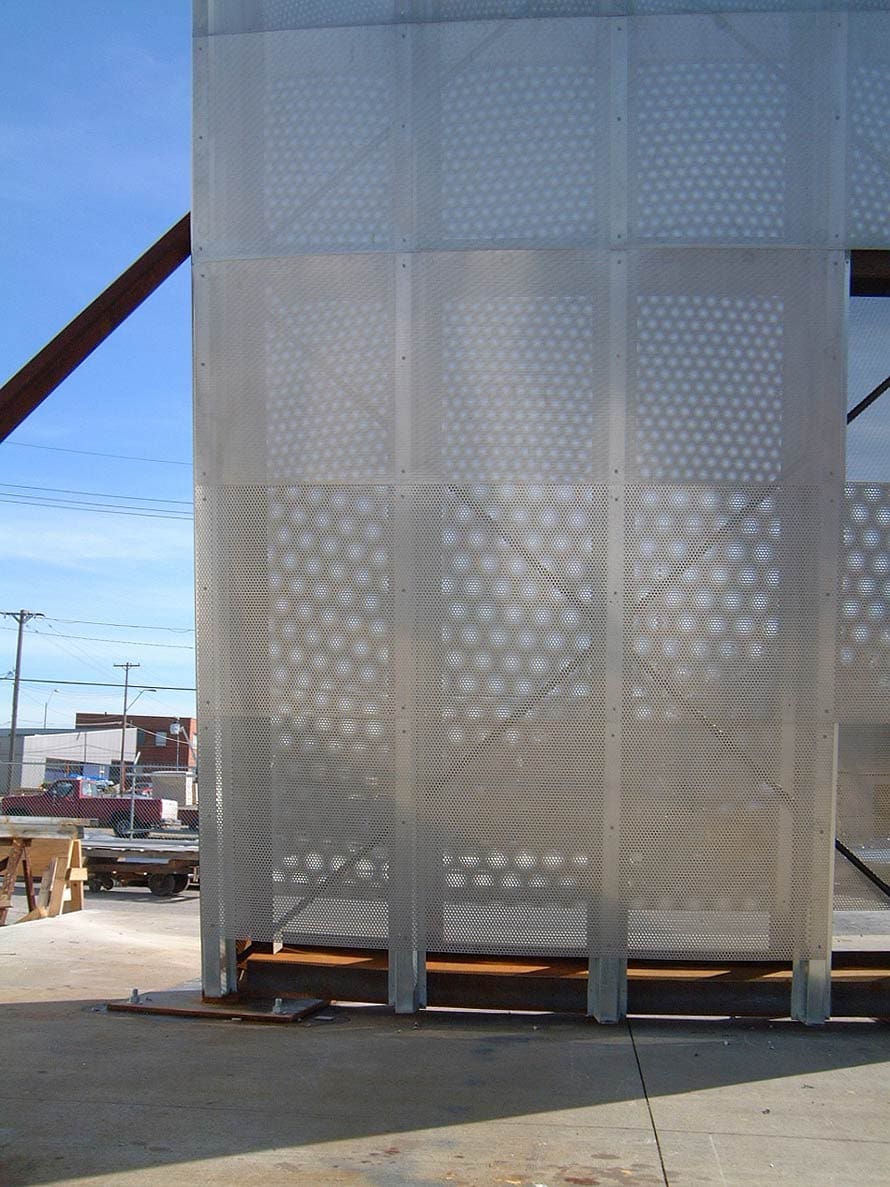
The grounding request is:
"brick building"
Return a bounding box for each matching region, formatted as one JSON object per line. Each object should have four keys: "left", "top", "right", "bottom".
{"left": 75, "top": 713, "right": 196, "bottom": 771}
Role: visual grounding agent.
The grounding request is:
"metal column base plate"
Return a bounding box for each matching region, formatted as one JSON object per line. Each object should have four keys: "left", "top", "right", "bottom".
{"left": 107, "top": 990, "right": 328, "bottom": 1024}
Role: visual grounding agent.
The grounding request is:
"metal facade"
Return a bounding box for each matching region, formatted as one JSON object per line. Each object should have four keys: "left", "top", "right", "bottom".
{"left": 193, "top": 1, "right": 890, "bottom": 1018}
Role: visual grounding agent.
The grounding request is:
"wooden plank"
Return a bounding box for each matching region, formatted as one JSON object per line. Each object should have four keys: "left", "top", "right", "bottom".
{"left": 15, "top": 904, "right": 49, "bottom": 924}
{"left": 66, "top": 840, "right": 84, "bottom": 912}
{"left": 0, "top": 817, "right": 90, "bottom": 838}
{"left": 22, "top": 848, "right": 36, "bottom": 910}
{"left": 47, "top": 840, "right": 74, "bottom": 917}
{"left": 35, "top": 856, "right": 59, "bottom": 914}
{"left": 22, "top": 837, "right": 76, "bottom": 878}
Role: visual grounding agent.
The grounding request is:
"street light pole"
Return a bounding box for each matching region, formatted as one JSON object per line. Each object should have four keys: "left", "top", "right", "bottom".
{"left": 2, "top": 609, "right": 43, "bottom": 794}
{"left": 114, "top": 662, "right": 139, "bottom": 832}
{"left": 43, "top": 687, "right": 59, "bottom": 729}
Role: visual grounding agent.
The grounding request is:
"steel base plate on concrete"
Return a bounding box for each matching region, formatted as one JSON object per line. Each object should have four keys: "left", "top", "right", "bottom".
{"left": 107, "top": 990, "right": 328, "bottom": 1024}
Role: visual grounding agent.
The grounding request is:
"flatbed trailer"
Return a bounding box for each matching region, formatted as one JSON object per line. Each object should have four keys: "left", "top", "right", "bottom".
{"left": 83, "top": 837, "right": 199, "bottom": 898}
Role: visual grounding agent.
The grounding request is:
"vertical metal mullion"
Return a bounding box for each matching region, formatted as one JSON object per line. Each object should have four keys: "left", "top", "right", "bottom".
{"left": 588, "top": 16, "right": 629, "bottom": 1023}
{"left": 389, "top": 20, "right": 425, "bottom": 1012}
{"left": 827, "top": 14, "right": 848, "bottom": 252}
{"left": 196, "top": 494, "right": 235, "bottom": 996}
{"left": 791, "top": 250, "right": 847, "bottom": 1024}
{"left": 193, "top": 29, "right": 235, "bottom": 998}
{"left": 790, "top": 15, "right": 848, "bottom": 1024}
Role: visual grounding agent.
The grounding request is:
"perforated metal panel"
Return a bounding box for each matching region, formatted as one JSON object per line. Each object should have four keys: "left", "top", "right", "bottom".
{"left": 194, "top": 4, "right": 890, "bottom": 998}
{"left": 836, "top": 484, "right": 890, "bottom": 722}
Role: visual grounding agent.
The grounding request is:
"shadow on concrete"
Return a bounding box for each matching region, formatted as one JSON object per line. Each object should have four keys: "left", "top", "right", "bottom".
{"left": 2, "top": 996, "right": 889, "bottom": 1186}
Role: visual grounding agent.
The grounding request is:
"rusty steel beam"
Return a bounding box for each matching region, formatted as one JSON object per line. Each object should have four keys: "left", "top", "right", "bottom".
{"left": 238, "top": 946, "right": 890, "bottom": 1018}
{"left": 0, "top": 213, "right": 191, "bottom": 444}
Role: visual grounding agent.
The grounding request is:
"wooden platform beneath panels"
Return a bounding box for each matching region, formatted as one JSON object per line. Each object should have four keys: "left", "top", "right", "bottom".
{"left": 238, "top": 945, "right": 890, "bottom": 1019}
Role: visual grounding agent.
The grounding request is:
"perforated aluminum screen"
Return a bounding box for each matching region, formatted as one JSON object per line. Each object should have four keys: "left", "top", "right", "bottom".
{"left": 193, "top": 4, "right": 890, "bottom": 992}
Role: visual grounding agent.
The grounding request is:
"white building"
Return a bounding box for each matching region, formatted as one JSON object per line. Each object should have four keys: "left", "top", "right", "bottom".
{"left": 19, "top": 727, "right": 137, "bottom": 790}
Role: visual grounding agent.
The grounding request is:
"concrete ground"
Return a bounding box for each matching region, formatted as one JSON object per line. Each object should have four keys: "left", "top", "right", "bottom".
{"left": 2, "top": 882, "right": 890, "bottom": 1187}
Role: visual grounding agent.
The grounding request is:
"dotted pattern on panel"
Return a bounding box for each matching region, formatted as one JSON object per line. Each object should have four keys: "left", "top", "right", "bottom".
{"left": 416, "top": 485, "right": 609, "bottom": 953}
{"left": 262, "top": 74, "right": 391, "bottom": 252}
{"left": 441, "top": 64, "right": 597, "bottom": 243}
{"left": 634, "top": 295, "right": 784, "bottom": 484}
{"left": 836, "top": 484, "right": 890, "bottom": 721}
{"left": 621, "top": 704, "right": 792, "bottom": 957}
{"left": 434, "top": 1, "right": 531, "bottom": 15}
{"left": 267, "top": 486, "right": 395, "bottom": 944}
{"left": 849, "top": 66, "right": 890, "bottom": 245}
{"left": 440, "top": 484, "right": 607, "bottom": 724}
{"left": 196, "top": 492, "right": 282, "bottom": 939}
{"left": 257, "top": 1, "right": 391, "bottom": 30}
{"left": 265, "top": 290, "right": 392, "bottom": 481}
{"left": 442, "top": 296, "right": 597, "bottom": 481}
{"left": 635, "top": 64, "right": 786, "bottom": 242}
{"left": 626, "top": 486, "right": 818, "bottom": 723}
{"left": 201, "top": 488, "right": 276, "bottom": 714}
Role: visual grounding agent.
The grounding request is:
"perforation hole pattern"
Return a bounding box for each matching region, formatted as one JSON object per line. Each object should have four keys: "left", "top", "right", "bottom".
{"left": 442, "top": 296, "right": 598, "bottom": 482}
{"left": 262, "top": 72, "right": 392, "bottom": 252}
{"left": 626, "top": 486, "right": 818, "bottom": 722}
{"left": 441, "top": 63, "right": 597, "bottom": 243}
{"left": 265, "top": 291, "right": 393, "bottom": 481}
{"left": 849, "top": 65, "right": 890, "bottom": 245}
{"left": 836, "top": 484, "right": 890, "bottom": 720}
{"left": 634, "top": 63, "right": 786, "bottom": 242}
{"left": 633, "top": 295, "right": 785, "bottom": 484}
{"left": 266, "top": 486, "right": 395, "bottom": 940}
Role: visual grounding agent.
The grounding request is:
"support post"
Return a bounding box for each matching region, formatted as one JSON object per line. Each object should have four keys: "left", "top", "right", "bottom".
{"left": 2, "top": 610, "right": 44, "bottom": 796}
{"left": 588, "top": 18, "right": 629, "bottom": 1023}
{"left": 388, "top": 19, "right": 424, "bottom": 1012}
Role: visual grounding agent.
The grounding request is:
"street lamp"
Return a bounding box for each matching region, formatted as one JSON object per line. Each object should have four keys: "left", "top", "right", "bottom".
{"left": 43, "top": 688, "right": 59, "bottom": 730}
{"left": 124, "top": 688, "right": 157, "bottom": 836}
{"left": 109, "top": 664, "right": 157, "bottom": 837}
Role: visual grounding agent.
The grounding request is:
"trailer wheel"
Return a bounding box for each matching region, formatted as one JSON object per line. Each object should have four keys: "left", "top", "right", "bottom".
{"left": 171, "top": 873, "right": 190, "bottom": 894}
{"left": 88, "top": 874, "right": 115, "bottom": 892}
{"left": 147, "top": 872, "right": 177, "bottom": 897}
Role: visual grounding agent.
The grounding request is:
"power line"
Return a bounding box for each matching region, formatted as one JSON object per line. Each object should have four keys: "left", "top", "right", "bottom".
{"left": 49, "top": 617, "right": 194, "bottom": 633}
{"left": 0, "top": 491, "right": 191, "bottom": 514}
{"left": 4, "top": 440, "right": 191, "bottom": 466}
{"left": 5, "top": 677, "right": 196, "bottom": 691}
{"left": 39, "top": 623, "right": 137, "bottom": 683}
{"left": 0, "top": 482, "right": 192, "bottom": 505}
{"left": 0, "top": 495, "right": 191, "bottom": 521}
{"left": 1, "top": 626, "right": 193, "bottom": 650}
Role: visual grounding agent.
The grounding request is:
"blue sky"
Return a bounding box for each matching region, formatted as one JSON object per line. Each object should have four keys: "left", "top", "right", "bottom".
{"left": 0, "top": 1, "right": 193, "bottom": 730}
{"left": 0, "top": 3, "right": 888, "bottom": 733}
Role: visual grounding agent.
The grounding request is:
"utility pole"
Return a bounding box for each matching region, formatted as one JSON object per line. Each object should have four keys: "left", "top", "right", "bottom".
{"left": 2, "top": 609, "right": 43, "bottom": 795}
{"left": 114, "top": 662, "right": 139, "bottom": 810}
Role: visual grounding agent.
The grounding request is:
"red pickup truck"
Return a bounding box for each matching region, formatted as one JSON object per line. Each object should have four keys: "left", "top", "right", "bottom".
{"left": 1, "top": 777, "right": 179, "bottom": 837}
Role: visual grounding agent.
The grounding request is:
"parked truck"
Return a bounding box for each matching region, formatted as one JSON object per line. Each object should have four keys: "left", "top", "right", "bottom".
{"left": 1, "top": 777, "right": 179, "bottom": 837}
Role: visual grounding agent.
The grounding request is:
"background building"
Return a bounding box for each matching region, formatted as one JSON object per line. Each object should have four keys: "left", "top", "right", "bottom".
{"left": 18, "top": 727, "right": 137, "bottom": 790}
{"left": 75, "top": 712, "right": 197, "bottom": 772}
